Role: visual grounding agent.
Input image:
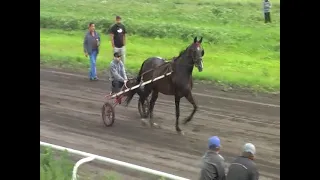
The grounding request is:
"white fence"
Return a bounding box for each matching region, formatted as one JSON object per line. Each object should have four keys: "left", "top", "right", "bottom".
{"left": 40, "top": 141, "right": 190, "bottom": 180}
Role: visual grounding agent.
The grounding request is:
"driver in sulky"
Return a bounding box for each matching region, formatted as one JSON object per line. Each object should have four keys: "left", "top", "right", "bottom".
{"left": 109, "top": 52, "right": 128, "bottom": 102}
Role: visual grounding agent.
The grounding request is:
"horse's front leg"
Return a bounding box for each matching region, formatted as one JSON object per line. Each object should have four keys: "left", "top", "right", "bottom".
{"left": 183, "top": 91, "right": 198, "bottom": 124}
{"left": 174, "top": 95, "right": 183, "bottom": 134}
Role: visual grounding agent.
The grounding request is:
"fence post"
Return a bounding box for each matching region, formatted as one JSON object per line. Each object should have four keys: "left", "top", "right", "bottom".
{"left": 72, "top": 156, "right": 95, "bottom": 180}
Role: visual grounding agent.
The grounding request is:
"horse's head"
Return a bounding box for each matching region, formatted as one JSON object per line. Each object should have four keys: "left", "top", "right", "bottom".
{"left": 187, "top": 37, "right": 205, "bottom": 72}
{"left": 121, "top": 78, "right": 138, "bottom": 96}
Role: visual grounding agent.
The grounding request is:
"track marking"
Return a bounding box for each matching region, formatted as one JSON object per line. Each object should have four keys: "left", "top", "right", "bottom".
{"left": 40, "top": 69, "right": 280, "bottom": 108}
{"left": 192, "top": 92, "right": 279, "bottom": 108}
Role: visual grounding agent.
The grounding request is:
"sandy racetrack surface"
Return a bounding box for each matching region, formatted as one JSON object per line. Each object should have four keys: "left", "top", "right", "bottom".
{"left": 40, "top": 68, "right": 280, "bottom": 180}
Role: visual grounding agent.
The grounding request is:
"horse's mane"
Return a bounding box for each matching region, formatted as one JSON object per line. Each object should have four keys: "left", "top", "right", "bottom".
{"left": 172, "top": 47, "right": 188, "bottom": 62}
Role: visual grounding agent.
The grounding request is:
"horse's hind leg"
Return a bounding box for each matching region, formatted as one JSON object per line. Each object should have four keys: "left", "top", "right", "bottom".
{"left": 183, "top": 91, "right": 198, "bottom": 124}
{"left": 149, "top": 90, "right": 159, "bottom": 128}
{"left": 139, "top": 88, "right": 152, "bottom": 125}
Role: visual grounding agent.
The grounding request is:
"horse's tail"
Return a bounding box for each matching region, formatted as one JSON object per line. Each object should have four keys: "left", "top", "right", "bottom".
{"left": 125, "top": 61, "right": 145, "bottom": 106}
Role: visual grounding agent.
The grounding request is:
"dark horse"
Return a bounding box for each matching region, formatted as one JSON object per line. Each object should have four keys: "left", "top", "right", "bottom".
{"left": 125, "top": 37, "right": 204, "bottom": 134}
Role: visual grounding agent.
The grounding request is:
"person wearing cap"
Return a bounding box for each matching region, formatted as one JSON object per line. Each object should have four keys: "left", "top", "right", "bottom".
{"left": 226, "top": 143, "right": 259, "bottom": 180}
{"left": 109, "top": 52, "right": 128, "bottom": 95}
{"left": 109, "top": 16, "right": 127, "bottom": 64}
{"left": 199, "top": 136, "right": 226, "bottom": 180}
{"left": 83, "top": 22, "right": 101, "bottom": 81}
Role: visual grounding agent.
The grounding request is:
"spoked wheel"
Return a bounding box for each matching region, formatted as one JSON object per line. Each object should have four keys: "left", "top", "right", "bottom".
{"left": 138, "top": 97, "right": 150, "bottom": 118}
{"left": 101, "top": 102, "right": 115, "bottom": 127}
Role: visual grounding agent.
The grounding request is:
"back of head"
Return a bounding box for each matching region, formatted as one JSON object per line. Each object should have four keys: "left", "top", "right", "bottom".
{"left": 208, "top": 136, "right": 221, "bottom": 151}
{"left": 242, "top": 143, "right": 256, "bottom": 158}
{"left": 114, "top": 52, "right": 121, "bottom": 58}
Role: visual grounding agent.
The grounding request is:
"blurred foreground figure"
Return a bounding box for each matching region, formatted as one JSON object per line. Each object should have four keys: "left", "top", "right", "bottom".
{"left": 199, "top": 136, "right": 226, "bottom": 180}
{"left": 226, "top": 143, "right": 259, "bottom": 180}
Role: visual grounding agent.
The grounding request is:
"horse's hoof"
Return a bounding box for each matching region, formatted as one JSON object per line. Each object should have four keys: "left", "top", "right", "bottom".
{"left": 177, "top": 131, "right": 185, "bottom": 136}
{"left": 140, "top": 119, "right": 148, "bottom": 126}
{"left": 151, "top": 122, "right": 161, "bottom": 129}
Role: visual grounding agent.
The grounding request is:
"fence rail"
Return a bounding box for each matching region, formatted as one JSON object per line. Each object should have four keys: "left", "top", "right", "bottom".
{"left": 40, "top": 141, "right": 190, "bottom": 180}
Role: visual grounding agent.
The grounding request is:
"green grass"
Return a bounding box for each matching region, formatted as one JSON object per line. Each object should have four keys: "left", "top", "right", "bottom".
{"left": 40, "top": 0, "right": 280, "bottom": 92}
{"left": 40, "top": 147, "right": 121, "bottom": 180}
{"left": 40, "top": 147, "right": 73, "bottom": 180}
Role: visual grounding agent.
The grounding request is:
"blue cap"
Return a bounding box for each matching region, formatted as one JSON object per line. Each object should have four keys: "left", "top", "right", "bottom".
{"left": 208, "top": 136, "right": 221, "bottom": 149}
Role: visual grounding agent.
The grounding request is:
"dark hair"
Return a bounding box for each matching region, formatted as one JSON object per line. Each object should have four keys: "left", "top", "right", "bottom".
{"left": 114, "top": 52, "right": 121, "bottom": 57}
{"left": 116, "top": 16, "right": 121, "bottom": 20}
{"left": 88, "top": 22, "right": 94, "bottom": 27}
{"left": 209, "top": 145, "right": 220, "bottom": 150}
{"left": 242, "top": 151, "right": 254, "bottom": 158}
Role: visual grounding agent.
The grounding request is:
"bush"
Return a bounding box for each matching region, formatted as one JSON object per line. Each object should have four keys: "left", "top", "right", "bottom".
{"left": 40, "top": 147, "right": 73, "bottom": 180}
{"left": 39, "top": 14, "right": 275, "bottom": 48}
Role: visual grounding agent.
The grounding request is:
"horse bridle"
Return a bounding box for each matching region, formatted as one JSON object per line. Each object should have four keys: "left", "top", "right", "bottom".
{"left": 174, "top": 44, "right": 203, "bottom": 67}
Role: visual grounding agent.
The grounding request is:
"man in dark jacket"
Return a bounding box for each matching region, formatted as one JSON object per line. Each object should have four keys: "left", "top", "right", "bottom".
{"left": 226, "top": 143, "right": 259, "bottom": 180}
{"left": 199, "top": 136, "right": 226, "bottom": 180}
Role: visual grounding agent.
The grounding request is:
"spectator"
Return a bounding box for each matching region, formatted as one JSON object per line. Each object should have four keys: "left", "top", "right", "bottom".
{"left": 226, "top": 143, "right": 259, "bottom": 180}
{"left": 109, "top": 16, "right": 127, "bottom": 64}
{"left": 263, "top": 0, "right": 272, "bottom": 23}
{"left": 83, "top": 22, "right": 101, "bottom": 81}
{"left": 199, "top": 136, "right": 226, "bottom": 180}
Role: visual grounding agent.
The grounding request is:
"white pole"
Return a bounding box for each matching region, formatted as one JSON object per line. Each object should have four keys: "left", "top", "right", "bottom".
{"left": 40, "top": 141, "right": 190, "bottom": 180}
{"left": 72, "top": 156, "right": 95, "bottom": 180}
{"left": 111, "top": 72, "right": 172, "bottom": 98}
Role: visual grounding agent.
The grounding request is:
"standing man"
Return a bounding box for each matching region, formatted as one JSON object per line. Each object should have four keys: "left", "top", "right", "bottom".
{"left": 226, "top": 143, "right": 259, "bottom": 180}
{"left": 109, "top": 16, "right": 127, "bottom": 64}
{"left": 199, "top": 136, "right": 226, "bottom": 180}
{"left": 263, "top": 0, "right": 272, "bottom": 23}
{"left": 83, "top": 22, "right": 101, "bottom": 81}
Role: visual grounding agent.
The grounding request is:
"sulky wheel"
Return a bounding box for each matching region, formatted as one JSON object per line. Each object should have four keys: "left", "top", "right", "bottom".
{"left": 138, "top": 96, "right": 150, "bottom": 118}
{"left": 101, "top": 102, "right": 115, "bottom": 127}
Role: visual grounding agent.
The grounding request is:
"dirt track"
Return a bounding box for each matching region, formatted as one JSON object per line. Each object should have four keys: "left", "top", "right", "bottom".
{"left": 40, "top": 68, "right": 280, "bottom": 180}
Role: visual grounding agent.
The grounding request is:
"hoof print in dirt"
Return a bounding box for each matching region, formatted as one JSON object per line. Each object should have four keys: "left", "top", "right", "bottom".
{"left": 151, "top": 123, "right": 161, "bottom": 129}
{"left": 192, "top": 127, "right": 200, "bottom": 132}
